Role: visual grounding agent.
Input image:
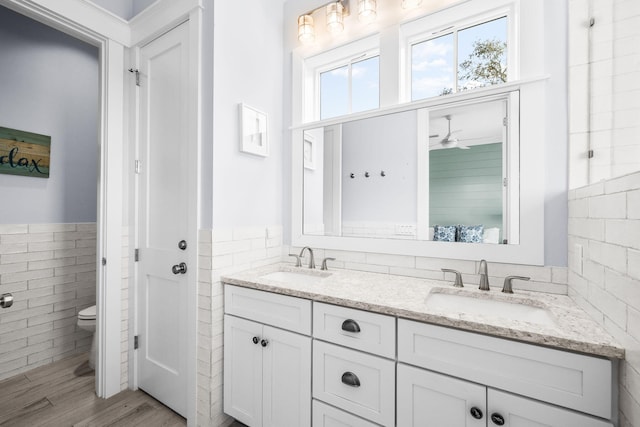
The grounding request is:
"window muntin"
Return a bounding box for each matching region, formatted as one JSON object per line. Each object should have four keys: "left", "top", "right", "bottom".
{"left": 411, "top": 16, "right": 508, "bottom": 101}
{"left": 319, "top": 55, "right": 380, "bottom": 120}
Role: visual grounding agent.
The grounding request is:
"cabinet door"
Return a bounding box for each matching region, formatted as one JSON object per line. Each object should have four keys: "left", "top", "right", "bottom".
{"left": 487, "top": 389, "right": 614, "bottom": 427}
{"left": 224, "top": 315, "right": 263, "bottom": 426}
{"left": 397, "top": 364, "right": 486, "bottom": 427}
{"left": 262, "top": 325, "right": 311, "bottom": 427}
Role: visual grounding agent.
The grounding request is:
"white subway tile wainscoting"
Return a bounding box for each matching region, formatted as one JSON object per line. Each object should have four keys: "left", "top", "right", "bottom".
{"left": 569, "top": 171, "right": 640, "bottom": 426}
{"left": 0, "top": 223, "right": 96, "bottom": 381}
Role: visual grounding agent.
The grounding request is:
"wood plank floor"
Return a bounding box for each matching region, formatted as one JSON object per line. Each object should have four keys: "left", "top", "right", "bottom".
{"left": 0, "top": 353, "right": 186, "bottom": 427}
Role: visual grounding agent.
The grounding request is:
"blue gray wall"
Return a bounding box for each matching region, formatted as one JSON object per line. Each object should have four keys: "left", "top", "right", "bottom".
{"left": 0, "top": 6, "right": 99, "bottom": 224}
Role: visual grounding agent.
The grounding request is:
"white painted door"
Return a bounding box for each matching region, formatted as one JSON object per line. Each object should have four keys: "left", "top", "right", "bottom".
{"left": 397, "top": 364, "right": 486, "bottom": 427}
{"left": 137, "top": 22, "right": 190, "bottom": 417}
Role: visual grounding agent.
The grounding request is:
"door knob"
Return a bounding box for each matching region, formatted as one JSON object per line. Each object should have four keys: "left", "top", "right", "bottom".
{"left": 0, "top": 293, "right": 13, "bottom": 309}
{"left": 172, "top": 262, "right": 187, "bottom": 274}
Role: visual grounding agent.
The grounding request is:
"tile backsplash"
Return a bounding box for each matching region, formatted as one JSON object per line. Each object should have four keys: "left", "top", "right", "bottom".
{"left": 197, "top": 225, "right": 282, "bottom": 427}
{"left": 0, "top": 223, "right": 96, "bottom": 380}
{"left": 568, "top": 171, "right": 640, "bottom": 426}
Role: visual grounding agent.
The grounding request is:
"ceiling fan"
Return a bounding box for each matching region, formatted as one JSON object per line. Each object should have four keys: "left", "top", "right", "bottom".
{"left": 429, "top": 115, "right": 469, "bottom": 149}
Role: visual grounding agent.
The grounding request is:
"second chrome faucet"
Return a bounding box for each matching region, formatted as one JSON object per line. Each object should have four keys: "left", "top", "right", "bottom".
{"left": 478, "top": 259, "right": 490, "bottom": 291}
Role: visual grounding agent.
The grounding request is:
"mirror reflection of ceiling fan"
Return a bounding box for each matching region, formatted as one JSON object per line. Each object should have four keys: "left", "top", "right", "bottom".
{"left": 429, "top": 115, "right": 470, "bottom": 149}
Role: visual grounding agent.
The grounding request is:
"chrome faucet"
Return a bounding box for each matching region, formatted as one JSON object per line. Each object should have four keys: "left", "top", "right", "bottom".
{"left": 478, "top": 259, "right": 490, "bottom": 291}
{"left": 502, "top": 276, "right": 530, "bottom": 294}
{"left": 299, "top": 246, "right": 316, "bottom": 269}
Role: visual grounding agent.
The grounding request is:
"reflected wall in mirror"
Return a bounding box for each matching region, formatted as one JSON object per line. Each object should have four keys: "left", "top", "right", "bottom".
{"left": 302, "top": 93, "right": 518, "bottom": 245}
{"left": 427, "top": 100, "right": 506, "bottom": 244}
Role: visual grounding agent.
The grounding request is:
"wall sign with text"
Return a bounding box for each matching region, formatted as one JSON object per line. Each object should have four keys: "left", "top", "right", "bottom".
{"left": 0, "top": 126, "right": 50, "bottom": 178}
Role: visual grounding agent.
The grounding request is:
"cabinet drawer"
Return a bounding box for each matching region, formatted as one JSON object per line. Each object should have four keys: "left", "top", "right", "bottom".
{"left": 397, "top": 319, "right": 613, "bottom": 419}
{"left": 313, "top": 341, "right": 395, "bottom": 426}
{"left": 312, "top": 400, "right": 380, "bottom": 427}
{"left": 313, "top": 302, "right": 395, "bottom": 358}
{"left": 224, "top": 285, "right": 311, "bottom": 335}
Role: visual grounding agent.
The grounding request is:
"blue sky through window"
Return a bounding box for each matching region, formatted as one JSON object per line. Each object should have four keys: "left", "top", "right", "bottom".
{"left": 412, "top": 16, "right": 507, "bottom": 101}
{"left": 320, "top": 56, "right": 379, "bottom": 120}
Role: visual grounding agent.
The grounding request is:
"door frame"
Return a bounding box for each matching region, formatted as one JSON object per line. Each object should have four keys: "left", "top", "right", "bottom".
{"left": 0, "top": 0, "right": 127, "bottom": 399}
{"left": 0, "top": 1, "right": 202, "bottom": 424}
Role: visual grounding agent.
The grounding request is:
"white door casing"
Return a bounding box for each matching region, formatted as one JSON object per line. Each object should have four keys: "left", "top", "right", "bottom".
{"left": 136, "top": 21, "right": 190, "bottom": 417}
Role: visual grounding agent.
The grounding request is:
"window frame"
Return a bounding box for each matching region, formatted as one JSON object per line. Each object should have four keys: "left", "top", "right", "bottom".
{"left": 303, "top": 35, "right": 380, "bottom": 122}
{"left": 400, "top": 2, "right": 517, "bottom": 103}
{"left": 290, "top": 0, "right": 555, "bottom": 265}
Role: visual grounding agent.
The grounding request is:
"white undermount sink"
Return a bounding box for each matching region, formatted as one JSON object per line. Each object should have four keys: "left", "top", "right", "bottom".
{"left": 424, "top": 290, "right": 557, "bottom": 327}
{"left": 260, "top": 270, "right": 331, "bottom": 286}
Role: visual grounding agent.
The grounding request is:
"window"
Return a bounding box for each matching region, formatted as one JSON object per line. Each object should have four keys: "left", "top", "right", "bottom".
{"left": 320, "top": 55, "right": 380, "bottom": 119}
{"left": 411, "top": 16, "right": 508, "bottom": 101}
{"left": 303, "top": 35, "right": 380, "bottom": 122}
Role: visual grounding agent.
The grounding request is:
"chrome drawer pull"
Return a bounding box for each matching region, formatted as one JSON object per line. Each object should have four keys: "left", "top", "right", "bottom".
{"left": 341, "top": 319, "right": 361, "bottom": 333}
{"left": 341, "top": 371, "right": 361, "bottom": 387}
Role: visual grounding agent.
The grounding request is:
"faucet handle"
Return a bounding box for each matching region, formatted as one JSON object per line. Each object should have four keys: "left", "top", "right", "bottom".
{"left": 321, "top": 257, "right": 336, "bottom": 270}
{"left": 288, "top": 253, "right": 302, "bottom": 267}
{"left": 441, "top": 269, "right": 464, "bottom": 287}
{"left": 502, "top": 276, "right": 530, "bottom": 294}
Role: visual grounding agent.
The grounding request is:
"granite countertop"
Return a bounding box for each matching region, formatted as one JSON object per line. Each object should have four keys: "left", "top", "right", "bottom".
{"left": 221, "top": 263, "right": 625, "bottom": 359}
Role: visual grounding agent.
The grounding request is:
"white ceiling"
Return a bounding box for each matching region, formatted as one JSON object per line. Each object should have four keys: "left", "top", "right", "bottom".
{"left": 429, "top": 98, "right": 505, "bottom": 149}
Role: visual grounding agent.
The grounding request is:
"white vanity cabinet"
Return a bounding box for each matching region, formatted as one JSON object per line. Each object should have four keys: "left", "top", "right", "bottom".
{"left": 397, "top": 319, "right": 615, "bottom": 427}
{"left": 397, "top": 364, "right": 613, "bottom": 427}
{"left": 312, "top": 303, "right": 396, "bottom": 427}
{"left": 224, "top": 285, "right": 312, "bottom": 427}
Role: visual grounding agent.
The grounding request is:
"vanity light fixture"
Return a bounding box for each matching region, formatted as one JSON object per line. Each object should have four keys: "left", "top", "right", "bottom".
{"left": 326, "top": 2, "right": 345, "bottom": 34}
{"left": 401, "top": 0, "right": 423, "bottom": 9}
{"left": 298, "top": 14, "right": 315, "bottom": 44}
{"left": 299, "top": 1, "right": 350, "bottom": 43}
{"left": 358, "top": 0, "right": 377, "bottom": 23}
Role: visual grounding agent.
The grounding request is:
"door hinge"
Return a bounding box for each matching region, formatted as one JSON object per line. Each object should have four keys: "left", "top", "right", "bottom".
{"left": 135, "top": 160, "right": 141, "bottom": 174}
{"left": 503, "top": 177, "right": 508, "bottom": 187}
{"left": 588, "top": 149, "right": 594, "bottom": 159}
{"left": 101, "top": 257, "right": 107, "bottom": 266}
{"left": 134, "top": 335, "right": 139, "bottom": 350}
{"left": 503, "top": 116, "right": 508, "bottom": 126}
{"left": 128, "top": 68, "right": 140, "bottom": 86}
{"left": 134, "top": 249, "right": 139, "bottom": 262}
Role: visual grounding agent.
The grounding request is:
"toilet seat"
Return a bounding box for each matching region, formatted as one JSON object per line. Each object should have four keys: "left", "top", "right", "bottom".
{"left": 78, "top": 305, "right": 96, "bottom": 320}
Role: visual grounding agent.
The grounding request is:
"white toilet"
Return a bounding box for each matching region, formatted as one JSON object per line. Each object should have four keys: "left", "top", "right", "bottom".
{"left": 77, "top": 305, "right": 97, "bottom": 369}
